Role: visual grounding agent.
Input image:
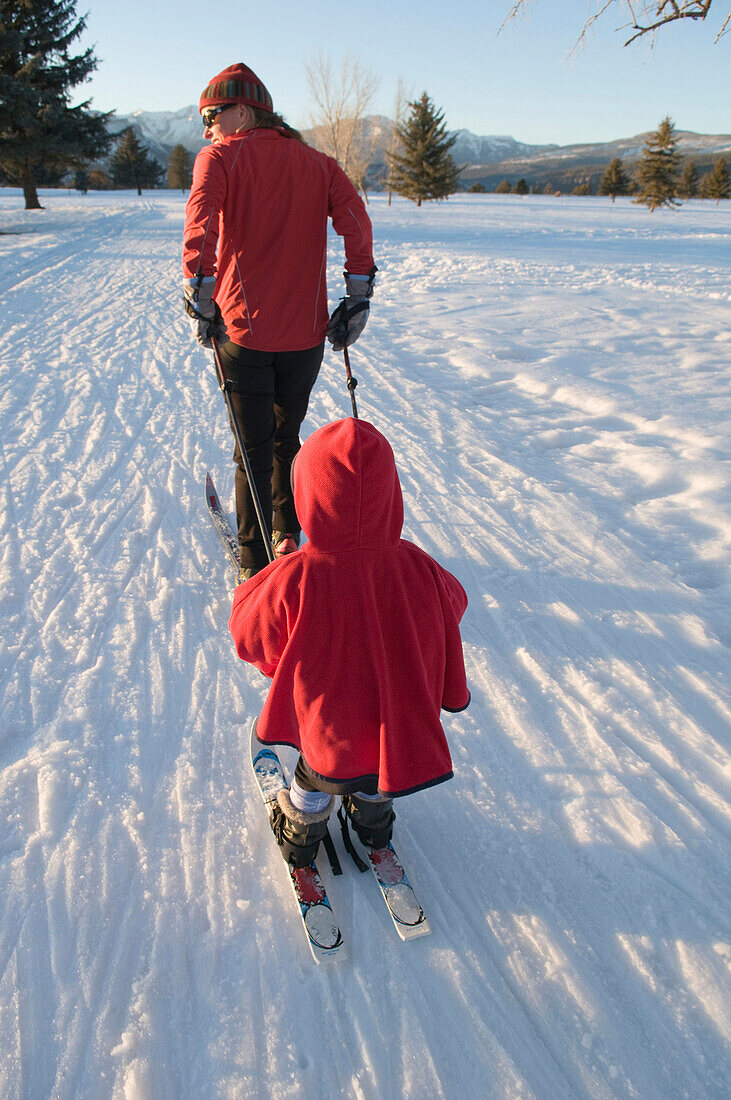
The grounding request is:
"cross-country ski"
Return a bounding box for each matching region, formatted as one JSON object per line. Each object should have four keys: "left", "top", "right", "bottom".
{"left": 205, "top": 471, "right": 240, "bottom": 582}
{"left": 251, "top": 732, "right": 346, "bottom": 964}
{"left": 365, "top": 843, "right": 429, "bottom": 940}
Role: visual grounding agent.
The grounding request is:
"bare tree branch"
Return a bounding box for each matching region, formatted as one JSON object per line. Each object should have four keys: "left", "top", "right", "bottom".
{"left": 305, "top": 53, "right": 379, "bottom": 199}
{"left": 569, "top": 1, "right": 618, "bottom": 55}
{"left": 386, "top": 78, "right": 409, "bottom": 205}
{"left": 500, "top": 0, "right": 725, "bottom": 47}
{"left": 623, "top": 0, "right": 715, "bottom": 44}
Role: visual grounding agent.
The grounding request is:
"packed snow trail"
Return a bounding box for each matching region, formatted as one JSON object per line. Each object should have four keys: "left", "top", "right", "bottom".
{"left": 0, "top": 191, "right": 729, "bottom": 1099}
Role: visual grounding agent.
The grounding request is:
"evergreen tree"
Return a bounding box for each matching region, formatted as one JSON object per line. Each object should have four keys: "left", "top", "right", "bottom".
{"left": 678, "top": 160, "right": 700, "bottom": 198}
{"left": 700, "top": 157, "right": 730, "bottom": 203}
{"left": 167, "top": 143, "right": 193, "bottom": 191}
{"left": 388, "top": 92, "right": 460, "bottom": 207}
{"left": 598, "top": 157, "right": 631, "bottom": 201}
{"left": 0, "top": 0, "right": 112, "bottom": 209}
{"left": 634, "top": 116, "right": 680, "bottom": 211}
{"left": 495, "top": 179, "right": 512, "bottom": 194}
{"left": 73, "top": 166, "right": 89, "bottom": 193}
{"left": 110, "top": 128, "right": 163, "bottom": 195}
{"left": 467, "top": 181, "right": 486, "bottom": 193}
{"left": 571, "top": 181, "right": 592, "bottom": 196}
{"left": 514, "top": 178, "right": 529, "bottom": 195}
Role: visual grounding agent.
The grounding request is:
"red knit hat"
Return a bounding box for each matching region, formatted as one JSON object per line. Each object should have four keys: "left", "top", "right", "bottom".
{"left": 199, "top": 63, "right": 273, "bottom": 114}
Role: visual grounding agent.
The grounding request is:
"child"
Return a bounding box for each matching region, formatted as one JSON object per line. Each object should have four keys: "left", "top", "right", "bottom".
{"left": 229, "top": 418, "right": 470, "bottom": 867}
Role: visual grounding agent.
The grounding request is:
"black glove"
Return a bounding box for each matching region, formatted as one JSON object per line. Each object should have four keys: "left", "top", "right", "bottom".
{"left": 183, "top": 276, "right": 228, "bottom": 348}
{"left": 326, "top": 269, "right": 376, "bottom": 352}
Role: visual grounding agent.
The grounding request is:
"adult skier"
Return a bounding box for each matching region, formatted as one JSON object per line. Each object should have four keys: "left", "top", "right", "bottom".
{"left": 229, "top": 418, "right": 471, "bottom": 868}
{"left": 182, "top": 62, "right": 376, "bottom": 579}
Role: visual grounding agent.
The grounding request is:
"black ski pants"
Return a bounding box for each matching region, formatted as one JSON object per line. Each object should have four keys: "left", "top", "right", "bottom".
{"left": 217, "top": 340, "right": 324, "bottom": 569}
{"left": 294, "top": 755, "right": 381, "bottom": 798}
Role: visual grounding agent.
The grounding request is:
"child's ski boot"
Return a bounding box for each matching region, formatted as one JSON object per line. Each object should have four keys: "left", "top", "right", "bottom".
{"left": 270, "top": 789, "right": 334, "bottom": 868}
{"left": 340, "top": 794, "right": 395, "bottom": 849}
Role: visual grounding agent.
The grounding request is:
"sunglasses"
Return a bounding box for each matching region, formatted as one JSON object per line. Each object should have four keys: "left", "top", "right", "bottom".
{"left": 201, "top": 104, "right": 236, "bottom": 128}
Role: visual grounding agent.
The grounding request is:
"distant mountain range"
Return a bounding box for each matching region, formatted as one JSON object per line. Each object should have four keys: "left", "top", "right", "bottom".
{"left": 457, "top": 129, "right": 731, "bottom": 192}
{"left": 107, "top": 107, "right": 731, "bottom": 192}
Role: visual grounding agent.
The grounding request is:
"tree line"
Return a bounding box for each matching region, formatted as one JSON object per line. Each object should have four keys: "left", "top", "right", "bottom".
{"left": 74, "top": 130, "right": 194, "bottom": 195}
{"left": 1, "top": 0, "right": 728, "bottom": 210}
{"left": 0, "top": 0, "right": 210, "bottom": 204}
{"left": 0, "top": 0, "right": 458, "bottom": 208}
{"left": 476, "top": 119, "right": 729, "bottom": 207}
{"left": 599, "top": 118, "right": 729, "bottom": 206}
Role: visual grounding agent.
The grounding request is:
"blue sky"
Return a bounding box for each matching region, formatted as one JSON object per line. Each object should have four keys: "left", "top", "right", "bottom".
{"left": 75, "top": 0, "right": 730, "bottom": 143}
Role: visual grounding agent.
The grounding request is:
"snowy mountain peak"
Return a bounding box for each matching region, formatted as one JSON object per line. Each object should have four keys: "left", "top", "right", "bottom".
{"left": 105, "top": 107, "right": 731, "bottom": 187}
{"left": 107, "top": 106, "right": 560, "bottom": 165}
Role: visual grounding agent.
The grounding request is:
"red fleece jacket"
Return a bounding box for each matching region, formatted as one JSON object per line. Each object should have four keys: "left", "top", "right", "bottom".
{"left": 228, "top": 419, "right": 470, "bottom": 796}
{"left": 182, "top": 129, "right": 374, "bottom": 351}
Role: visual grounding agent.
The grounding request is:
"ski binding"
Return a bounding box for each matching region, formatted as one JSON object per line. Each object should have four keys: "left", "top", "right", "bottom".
{"left": 251, "top": 732, "right": 346, "bottom": 964}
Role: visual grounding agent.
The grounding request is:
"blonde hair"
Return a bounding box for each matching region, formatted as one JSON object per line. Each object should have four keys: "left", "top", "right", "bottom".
{"left": 249, "top": 105, "right": 306, "bottom": 144}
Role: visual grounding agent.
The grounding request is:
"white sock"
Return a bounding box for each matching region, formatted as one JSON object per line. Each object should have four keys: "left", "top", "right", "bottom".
{"left": 289, "top": 778, "right": 332, "bottom": 814}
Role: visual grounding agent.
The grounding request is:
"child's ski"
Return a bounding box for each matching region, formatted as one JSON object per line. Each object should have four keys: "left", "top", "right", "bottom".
{"left": 205, "top": 471, "right": 240, "bottom": 581}
{"left": 251, "top": 728, "right": 346, "bottom": 964}
{"left": 337, "top": 807, "right": 430, "bottom": 939}
{"left": 366, "top": 842, "right": 430, "bottom": 940}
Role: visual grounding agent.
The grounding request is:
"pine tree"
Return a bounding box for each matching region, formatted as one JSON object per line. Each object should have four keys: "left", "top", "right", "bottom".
{"left": 167, "top": 144, "right": 193, "bottom": 191}
{"left": 700, "top": 158, "right": 730, "bottom": 203}
{"left": 73, "top": 166, "right": 89, "bottom": 193}
{"left": 514, "top": 178, "right": 529, "bottom": 195}
{"left": 388, "top": 92, "right": 460, "bottom": 207}
{"left": 598, "top": 157, "right": 631, "bottom": 201}
{"left": 678, "top": 160, "right": 700, "bottom": 198}
{"left": 0, "top": 0, "right": 112, "bottom": 209}
{"left": 495, "top": 179, "right": 512, "bottom": 194}
{"left": 634, "top": 116, "right": 680, "bottom": 211}
{"left": 110, "top": 128, "right": 163, "bottom": 195}
{"left": 468, "top": 182, "right": 486, "bottom": 193}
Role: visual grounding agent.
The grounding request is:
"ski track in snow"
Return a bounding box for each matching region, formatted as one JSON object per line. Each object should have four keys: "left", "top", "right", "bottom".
{"left": 0, "top": 191, "right": 729, "bottom": 1099}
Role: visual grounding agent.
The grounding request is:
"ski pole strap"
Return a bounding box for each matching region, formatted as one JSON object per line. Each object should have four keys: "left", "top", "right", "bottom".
{"left": 337, "top": 806, "right": 369, "bottom": 873}
{"left": 221, "top": 376, "right": 248, "bottom": 395}
{"left": 322, "top": 826, "right": 343, "bottom": 876}
{"left": 344, "top": 299, "right": 369, "bottom": 319}
{"left": 332, "top": 297, "right": 367, "bottom": 344}
{"left": 182, "top": 296, "right": 224, "bottom": 326}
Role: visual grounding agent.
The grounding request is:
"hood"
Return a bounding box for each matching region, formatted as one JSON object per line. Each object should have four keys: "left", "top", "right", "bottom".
{"left": 293, "top": 419, "right": 404, "bottom": 551}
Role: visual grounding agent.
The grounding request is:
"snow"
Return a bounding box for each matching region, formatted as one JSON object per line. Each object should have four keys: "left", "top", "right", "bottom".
{"left": 1, "top": 188, "right": 730, "bottom": 1099}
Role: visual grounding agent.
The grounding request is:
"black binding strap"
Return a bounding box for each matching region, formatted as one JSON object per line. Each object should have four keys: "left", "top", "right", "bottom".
{"left": 337, "top": 806, "right": 369, "bottom": 873}
{"left": 322, "top": 826, "right": 343, "bottom": 876}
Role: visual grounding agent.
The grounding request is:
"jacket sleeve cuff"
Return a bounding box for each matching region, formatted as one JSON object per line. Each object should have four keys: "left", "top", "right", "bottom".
{"left": 442, "top": 691, "right": 471, "bottom": 714}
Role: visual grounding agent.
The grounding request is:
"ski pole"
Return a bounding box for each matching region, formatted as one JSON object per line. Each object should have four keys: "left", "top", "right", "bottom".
{"left": 332, "top": 297, "right": 360, "bottom": 418}
{"left": 343, "top": 346, "right": 359, "bottom": 419}
{"left": 211, "top": 337, "right": 275, "bottom": 564}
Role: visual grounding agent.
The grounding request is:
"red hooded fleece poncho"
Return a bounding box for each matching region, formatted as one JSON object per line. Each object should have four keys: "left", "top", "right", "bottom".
{"left": 229, "top": 419, "right": 470, "bottom": 797}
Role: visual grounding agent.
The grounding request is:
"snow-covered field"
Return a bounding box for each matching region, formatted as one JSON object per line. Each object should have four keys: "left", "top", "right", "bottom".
{"left": 0, "top": 189, "right": 729, "bottom": 1099}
